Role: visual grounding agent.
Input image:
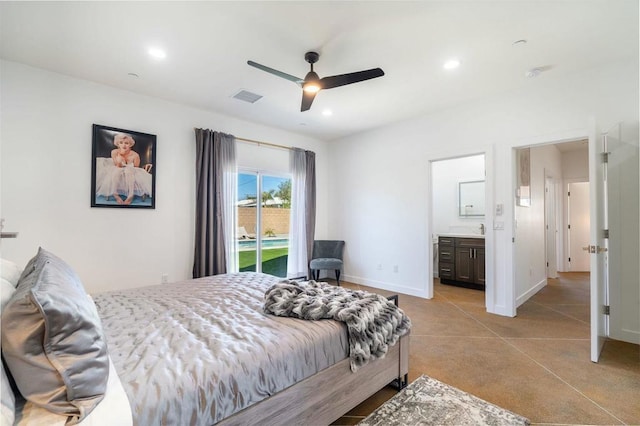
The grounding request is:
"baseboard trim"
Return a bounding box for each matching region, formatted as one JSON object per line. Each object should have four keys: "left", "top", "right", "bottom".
{"left": 342, "top": 274, "right": 428, "bottom": 299}
{"left": 516, "top": 278, "right": 547, "bottom": 307}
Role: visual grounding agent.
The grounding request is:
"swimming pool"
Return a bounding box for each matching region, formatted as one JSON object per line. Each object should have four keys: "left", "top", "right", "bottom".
{"left": 238, "top": 238, "right": 289, "bottom": 250}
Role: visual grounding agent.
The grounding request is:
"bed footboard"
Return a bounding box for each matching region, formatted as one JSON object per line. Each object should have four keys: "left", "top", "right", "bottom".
{"left": 219, "top": 333, "right": 410, "bottom": 426}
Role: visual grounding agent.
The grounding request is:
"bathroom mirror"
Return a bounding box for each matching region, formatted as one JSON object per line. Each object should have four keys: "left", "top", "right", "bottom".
{"left": 459, "top": 180, "right": 485, "bottom": 217}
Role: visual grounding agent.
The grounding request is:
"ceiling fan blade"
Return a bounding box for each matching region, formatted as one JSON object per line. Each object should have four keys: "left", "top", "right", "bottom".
{"left": 320, "top": 68, "right": 385, "bottom": 90}
{"left": 247, "top": 60, "right": 304, "bottom": 85}
{"left": 301, "top": 90, "right": 318, "bottom": 112}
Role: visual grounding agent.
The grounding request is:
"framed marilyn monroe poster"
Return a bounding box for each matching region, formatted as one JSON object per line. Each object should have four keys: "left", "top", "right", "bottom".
{"left": 91, "top": 124, "right": 156, "bottom": 209}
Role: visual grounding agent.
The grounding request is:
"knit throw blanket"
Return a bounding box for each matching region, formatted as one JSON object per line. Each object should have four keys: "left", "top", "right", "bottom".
{"left": 263, "top": 280, "right": 411, "bottom": 372}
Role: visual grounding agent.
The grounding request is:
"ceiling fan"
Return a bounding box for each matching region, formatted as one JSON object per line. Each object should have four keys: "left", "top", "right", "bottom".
{"left": 247, "top": 51, "right": 384, "bottom": 112}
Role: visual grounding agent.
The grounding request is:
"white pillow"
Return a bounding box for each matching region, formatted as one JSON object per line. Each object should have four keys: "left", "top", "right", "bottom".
{"left": 1, "top": 362, "right": 15, "bottom": 426}
{"left": 1, "top": 259, "right": 23, "bottom": 287}
{"left": 0, "top": 278, "right": 16, "bottom": 311}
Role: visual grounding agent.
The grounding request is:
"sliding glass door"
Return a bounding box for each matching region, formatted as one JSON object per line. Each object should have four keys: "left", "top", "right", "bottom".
{"left": 237, "top": 171, "right": 291, "bottom": 277}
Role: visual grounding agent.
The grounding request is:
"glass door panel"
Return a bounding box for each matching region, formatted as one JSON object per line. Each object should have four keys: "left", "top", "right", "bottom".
{"left": 237, "top": 172, "right": 291, "bottom": 277}
{"left": 260, "top": 175, "right": 290, "bottom": 277}
{"left": 238, "top": 173, "right": 257, "bottom": 272}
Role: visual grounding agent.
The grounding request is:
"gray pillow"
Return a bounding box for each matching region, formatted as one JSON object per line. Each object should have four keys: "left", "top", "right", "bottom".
{"left": 1, "top": 248, "right": 109, "bottom": 424}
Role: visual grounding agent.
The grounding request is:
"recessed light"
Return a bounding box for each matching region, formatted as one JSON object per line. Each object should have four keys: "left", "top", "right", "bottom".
{"left": 322, "top": 109, "right": 333, "bottom": 117}
{"left": 443, "top": 59, "right": 460, "bottom": 70}
{"left": 148, "top": 47, "right": 166, "bottom": 60}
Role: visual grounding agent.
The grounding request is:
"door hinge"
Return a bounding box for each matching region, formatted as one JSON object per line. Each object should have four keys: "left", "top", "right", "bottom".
{"left": 568, "top": 224, "right": 571, "bottom": 229}
{"left": 568, "top": 191, "right": 570, "bottom": 196}
{"left": 603, "top": 229, "right": 609, "bottom": 239}
{"left": 546, "top": 262, "right": 549, "bottom": 267}
{"left": 603, "top": 305, "right": 610, "bottom": 315}
{"left": 602, "top": 152, "right": 609, "bottom": 163}
{"left": 568, "top": 257, "right": 571, "bottom": 262}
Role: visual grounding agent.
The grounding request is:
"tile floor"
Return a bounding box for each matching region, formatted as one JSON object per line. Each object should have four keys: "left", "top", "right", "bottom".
{"left": 332, "top": 272, "right": 640, "bottom": 425}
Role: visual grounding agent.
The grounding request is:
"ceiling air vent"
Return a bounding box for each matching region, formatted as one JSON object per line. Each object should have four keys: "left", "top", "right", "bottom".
{"left": 232, "top": 90, "right": 263, "bottom": 104}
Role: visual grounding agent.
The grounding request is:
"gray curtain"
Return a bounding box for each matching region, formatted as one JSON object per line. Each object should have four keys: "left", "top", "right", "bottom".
{"left": 305, "top": 150, "right": 316, "bottom": 278}
{"left": 193, "top": 129, "right": 236, "bottom": 278}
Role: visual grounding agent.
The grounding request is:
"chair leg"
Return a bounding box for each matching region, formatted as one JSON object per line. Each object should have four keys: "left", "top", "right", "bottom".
{"left": 335, "top": 270, "right": 341, "bottom": 286}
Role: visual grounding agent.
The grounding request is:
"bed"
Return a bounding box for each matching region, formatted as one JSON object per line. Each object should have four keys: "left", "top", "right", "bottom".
{"left": 1, "top": 248, "right": 410, "bottom": 425}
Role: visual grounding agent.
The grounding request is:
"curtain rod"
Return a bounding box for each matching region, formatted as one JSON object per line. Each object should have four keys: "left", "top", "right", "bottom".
{"left": 235, "top": 136, "right": 292, "bottom": 151}
{"left": 193, "top": 128, "right": 291, "bottom": 151}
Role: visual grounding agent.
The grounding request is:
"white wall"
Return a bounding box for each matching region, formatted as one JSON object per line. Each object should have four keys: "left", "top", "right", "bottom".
{"left": 432, "top": 155, "right": 485, "bottom": 237}
{"left": 562, "top": 148, "right": 589, "bottom": 180}
{"left": 0, "top": 60, "right": 329, "bottom": 293}
{"left": 514, "top": 144, "right": 562, "bottom": 306}
{"left": 328, "top": 60, "right": 638, "bottom": 316}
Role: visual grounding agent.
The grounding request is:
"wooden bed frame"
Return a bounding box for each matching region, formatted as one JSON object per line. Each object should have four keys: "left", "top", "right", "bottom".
{"left": 219, "top": 334, "right": 409, "bottom": 425}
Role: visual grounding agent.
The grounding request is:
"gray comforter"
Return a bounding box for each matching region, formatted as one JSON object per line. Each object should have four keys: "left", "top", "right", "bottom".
{"left": 92, "top": 273, "right": 348, "bottom": 426}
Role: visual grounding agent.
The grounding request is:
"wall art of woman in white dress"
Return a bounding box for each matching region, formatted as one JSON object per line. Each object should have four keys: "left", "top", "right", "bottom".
{"left": 92, "top": 125, "right": 155, "bottom": 208}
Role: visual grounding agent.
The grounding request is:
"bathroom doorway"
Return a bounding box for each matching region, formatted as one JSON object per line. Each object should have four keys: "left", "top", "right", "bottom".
{"left": 430, "top": 154, "right": 489, "bottom": 307}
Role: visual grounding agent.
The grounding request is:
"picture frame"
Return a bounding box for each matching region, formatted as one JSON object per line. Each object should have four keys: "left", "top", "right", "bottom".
{"left": 516, "top": 147, "right": 531, "bottom": 207}
{"left": 91, "top": 124, "right": 156, "bottom": 209}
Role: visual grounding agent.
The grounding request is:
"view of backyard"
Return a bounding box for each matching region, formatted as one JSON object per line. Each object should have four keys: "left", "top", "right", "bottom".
{"left": 237, "top": 173, "right": 291, "bottom": 278}
{"left": 239, "top": 247, "right": 288, "bottom": 277}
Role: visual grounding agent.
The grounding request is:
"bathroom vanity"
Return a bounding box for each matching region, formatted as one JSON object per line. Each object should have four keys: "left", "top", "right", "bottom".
{"left": 438, "top": 235, "right": 485, "bottom": 290}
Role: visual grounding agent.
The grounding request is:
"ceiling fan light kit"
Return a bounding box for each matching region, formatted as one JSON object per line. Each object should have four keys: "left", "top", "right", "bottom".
{"left": 248, "top": 51, "right": 384, "bottom": 111}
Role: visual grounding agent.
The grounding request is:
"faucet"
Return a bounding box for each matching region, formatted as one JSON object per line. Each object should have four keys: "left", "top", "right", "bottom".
{"left": 479, "top": 223, "right": 485, "bottom": 235}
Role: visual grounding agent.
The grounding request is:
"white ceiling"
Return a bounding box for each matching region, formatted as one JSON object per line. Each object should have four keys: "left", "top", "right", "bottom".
{"left": 0, "top": 1, "right": 637, "bottom": 141}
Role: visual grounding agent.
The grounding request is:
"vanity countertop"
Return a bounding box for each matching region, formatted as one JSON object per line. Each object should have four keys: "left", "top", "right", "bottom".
{"left": 438, "top": 233, "right": 485, "bottom": 239}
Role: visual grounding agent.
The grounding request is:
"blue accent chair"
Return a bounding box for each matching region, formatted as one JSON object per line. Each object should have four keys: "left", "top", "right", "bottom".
{"left": 309, "top": 240, "right": 345, "bottom": 286}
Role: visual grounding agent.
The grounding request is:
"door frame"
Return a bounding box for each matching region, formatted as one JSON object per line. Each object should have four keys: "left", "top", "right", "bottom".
{"left": 507, "top": 123, "right": 610, "bottom": 362}
{"left": 425, "top": 146, "right": 494, "bottom": 312}
{"left": 507, "top": 128, "right": 590, "bottom": 318}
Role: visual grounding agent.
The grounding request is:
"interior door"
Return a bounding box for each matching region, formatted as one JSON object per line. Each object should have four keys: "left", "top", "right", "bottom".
{"left": 589, "top": 123, "right": 608, "bottom": 362}
{"left": 606, "top": 121, "right": 640, "bottom": 344}
{"left": 544, "top": 177, "right": 558, "bottom": 278}
{"left": 568, "top": 182, "right": 591, "bottom": 271}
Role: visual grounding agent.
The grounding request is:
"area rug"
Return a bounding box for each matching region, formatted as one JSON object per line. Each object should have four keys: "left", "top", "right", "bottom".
{"left": 358, "top": 375, "right": 530, "bottom": 426}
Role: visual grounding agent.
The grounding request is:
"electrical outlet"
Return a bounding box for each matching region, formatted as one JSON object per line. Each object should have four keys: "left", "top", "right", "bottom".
{"left": 393, "top": 265, "right": 399, "bottom": 273}
{"left": 377, "top": 263, "right": 382, "bottom": 270}
{"left": 161, "top": 273, "right": 168, "bottom": 284}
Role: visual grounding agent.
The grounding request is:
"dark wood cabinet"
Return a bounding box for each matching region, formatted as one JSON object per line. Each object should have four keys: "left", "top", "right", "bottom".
{"left": 439, "top": 236, "right": 485, "bottom": 290}
{"left": 438, "top": 237, "right": 454, "bottom": 281}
